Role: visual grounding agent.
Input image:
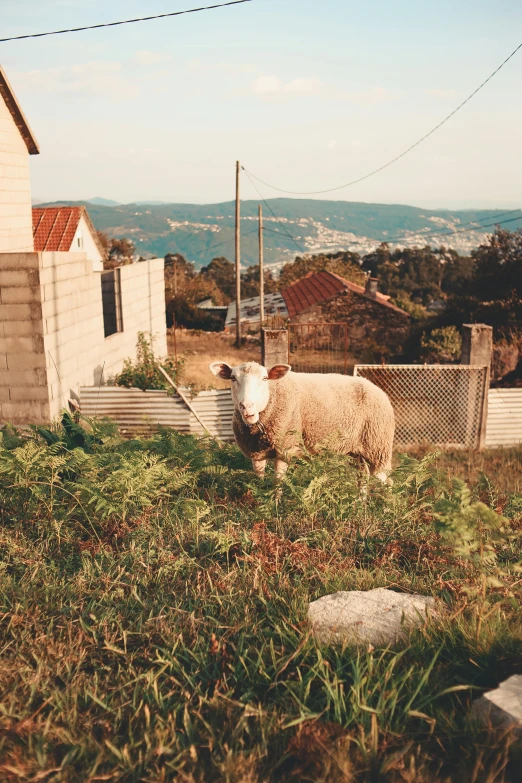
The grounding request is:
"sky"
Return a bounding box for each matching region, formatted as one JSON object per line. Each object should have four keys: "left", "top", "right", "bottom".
{"left": 2, "top": 0, "right": 522, "bottom": 209}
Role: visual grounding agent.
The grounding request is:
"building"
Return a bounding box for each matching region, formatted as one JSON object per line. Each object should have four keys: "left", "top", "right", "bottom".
{"left": 0, "top": 65, "right": 167, "bottom": 425}
{"left": 225, "top": 291, "right": 289, "bottom": 330}
{"left": 281, "top": 270, "right": 410, "bottom": 358}
{"left": 0, "top": 66, "right": 39, "bottom": 253}
{"left": 32, "top": 206, "right": 105, "bottom": 269}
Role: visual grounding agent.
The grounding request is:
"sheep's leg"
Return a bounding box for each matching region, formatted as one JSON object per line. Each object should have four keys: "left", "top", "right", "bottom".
{"left": 252, "top": 459, "right": 267, "bottom": 478}
{"left": 358, "top": 457, "right": 370, "bottom": 498}
{"left": 274, "top": 458, "right": 288, "bottom": 484}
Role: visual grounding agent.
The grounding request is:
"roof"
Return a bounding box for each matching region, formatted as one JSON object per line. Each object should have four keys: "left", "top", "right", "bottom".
{"left": 0, "top": 65, "right": 39, "bottom": 155}
{"left": 281, "top": 270, "right": 409, "bottom": 317}
{"left": 226, "top": 291, "right": 289, "bottom": 327}
{"left": 32, "top": 206, "right": 105, "bottom": 257}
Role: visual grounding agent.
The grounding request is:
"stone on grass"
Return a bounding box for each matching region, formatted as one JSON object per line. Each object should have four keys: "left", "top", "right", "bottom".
{"left": 472, "top": 675, "right": 522, "bottom": 737}
{"left": 308, "top": 587, "right": 437, "bottom": 646}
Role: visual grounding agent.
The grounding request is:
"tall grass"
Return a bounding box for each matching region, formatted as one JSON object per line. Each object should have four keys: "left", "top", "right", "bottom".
{"left": 1, "top": 417, "right": 522, "bottom": 781}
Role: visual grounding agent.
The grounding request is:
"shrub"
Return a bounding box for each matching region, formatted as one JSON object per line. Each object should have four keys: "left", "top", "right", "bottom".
{"left": 421, "top": 325, "right": 461, "bottom": 363}
{"left": 113, "top": 332, "right": 184, "bottom": 391}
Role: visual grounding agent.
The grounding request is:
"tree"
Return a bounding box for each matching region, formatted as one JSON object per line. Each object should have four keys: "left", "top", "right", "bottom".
{"left": 241, "top": 265, "right": 278, "bottom": 299}
{"left": 279, "top": 251, "right": 364, "bottom": 289}
{"left": 97, "top": 231, "right": 136, "bottom": 270}
{"left": 200, "top": 257, "right": 236, "bottom": 303}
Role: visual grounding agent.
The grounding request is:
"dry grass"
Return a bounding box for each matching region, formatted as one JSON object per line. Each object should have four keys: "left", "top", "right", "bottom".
{"left": 168, "top": 329, "right": 260, "bottom": 389}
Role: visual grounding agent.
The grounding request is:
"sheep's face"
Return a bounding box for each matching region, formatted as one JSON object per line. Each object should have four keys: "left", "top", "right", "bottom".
{"left": 209, "top": 361, "right": 291, "bottom": 425}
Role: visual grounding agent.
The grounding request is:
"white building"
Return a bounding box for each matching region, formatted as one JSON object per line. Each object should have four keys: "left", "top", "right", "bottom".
{"left": 0, "top": 65, "right": 167, "bottom": 425}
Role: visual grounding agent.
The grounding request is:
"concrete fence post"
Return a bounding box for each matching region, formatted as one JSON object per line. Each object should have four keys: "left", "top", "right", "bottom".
{"left": 461, "top": 324, "right": 493, "bottom": 451}
{"left": 261, "top": 328, "right": 289, "bottom": 367}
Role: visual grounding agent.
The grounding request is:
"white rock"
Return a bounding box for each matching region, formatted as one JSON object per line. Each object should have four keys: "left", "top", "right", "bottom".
{"left": 472, "top": 675, "right": 522, "bottom": 735}
{"left": 308, "top": 587, "right": 437, "bottom": 645}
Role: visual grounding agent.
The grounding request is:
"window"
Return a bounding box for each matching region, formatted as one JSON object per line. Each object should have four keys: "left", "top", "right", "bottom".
{"left": 101, "top": 269, "right": 123, "bottom": 337}
{"left": 77, "top": 230, "right": 84, "bottom": 249}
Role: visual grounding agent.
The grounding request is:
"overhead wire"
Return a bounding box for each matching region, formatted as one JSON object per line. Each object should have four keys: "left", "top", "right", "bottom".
{"left": 244, "top": 40, "right": 522, "bottom": 195}
{"left": 242, "top": 168, "right": 305, "bottom": 253}
{"left": 0, "top": 0, "right": 252, "bottom": 43}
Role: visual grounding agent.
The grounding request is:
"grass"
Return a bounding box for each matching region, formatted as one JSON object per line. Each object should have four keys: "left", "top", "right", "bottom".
{"left": 1, "top": 417, "right": 522, "bottom": 782}
{"left": 168, "top": 330, "right": 259, "bottom": 390}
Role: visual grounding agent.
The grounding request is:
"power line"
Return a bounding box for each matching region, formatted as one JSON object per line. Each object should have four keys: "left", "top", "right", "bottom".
{"left": 0, "top": 0, "right": 252, "bottom": 43}
{"left": 242, "top": 168, "right": 305, "bottom": 253}
{"left": 244, "top": 40, "right": 522, "bottom": 196}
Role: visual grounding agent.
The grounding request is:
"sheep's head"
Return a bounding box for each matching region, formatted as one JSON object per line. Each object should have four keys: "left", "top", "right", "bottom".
{"left": 209, "top": 361, "right": 291, "bottom": 425}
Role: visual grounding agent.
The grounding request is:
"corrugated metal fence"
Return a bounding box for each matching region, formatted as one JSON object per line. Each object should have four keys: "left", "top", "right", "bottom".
{"left": 80, "top": 386, "right": 235, "bottom": 440}
{"left": 485, "top": 388, "right": 522, "bottom": 448}
{"left": 80, "top": 383, "right": 522, "bottom": 449}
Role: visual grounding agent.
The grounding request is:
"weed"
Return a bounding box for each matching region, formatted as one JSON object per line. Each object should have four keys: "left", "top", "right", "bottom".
{"left": 0, "top": 418, "right": 522, "bottom": 781}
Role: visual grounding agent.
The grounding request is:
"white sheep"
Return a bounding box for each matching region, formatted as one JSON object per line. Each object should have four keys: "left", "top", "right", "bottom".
{"left": 209, "top": 361, "right": 394, "bottom": 485}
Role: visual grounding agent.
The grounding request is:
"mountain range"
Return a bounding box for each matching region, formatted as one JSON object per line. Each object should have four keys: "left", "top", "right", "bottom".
{"left": 35, "top": 198, "right": 521, "bottom": 269}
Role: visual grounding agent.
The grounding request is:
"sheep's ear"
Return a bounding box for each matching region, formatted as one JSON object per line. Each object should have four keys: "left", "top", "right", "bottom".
{"left": 268, "top": 364, "right": 291, "bottom": 380}
{"left": 209, "top": 361, "right": 233, "bottom": 379}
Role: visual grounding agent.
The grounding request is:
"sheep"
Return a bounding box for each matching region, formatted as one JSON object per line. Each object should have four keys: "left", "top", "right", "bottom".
{"left": 209, "top": 361, "right": 395, "bottom": 485}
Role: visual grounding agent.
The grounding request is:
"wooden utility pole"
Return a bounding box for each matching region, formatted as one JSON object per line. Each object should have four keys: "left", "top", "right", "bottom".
{"left": 235, "top": 160, "right": 241, "bottom": 347}
{"left": 258, "top": 204, "right": 264, "bottom": 325}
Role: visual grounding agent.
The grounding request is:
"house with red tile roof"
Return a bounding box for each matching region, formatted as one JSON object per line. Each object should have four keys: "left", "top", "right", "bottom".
{"left": 281, "top": 270, "right": 410, "bottom": 360}
{"left": 0, "top": 65, "right": 167, "bottom": 426}
{"left": 32, "top": 206, "right": 105, "bottom": 269}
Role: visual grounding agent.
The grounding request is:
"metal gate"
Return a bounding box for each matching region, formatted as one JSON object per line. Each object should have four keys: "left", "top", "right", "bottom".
{"left": 288, "top": 323, "right": 349, "bottom": 374}
{"left": 353, "top": 364, "right": 489, "bottom": 450}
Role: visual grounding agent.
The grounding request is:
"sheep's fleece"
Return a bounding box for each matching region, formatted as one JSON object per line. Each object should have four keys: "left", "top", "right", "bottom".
{"left": 210, "top": 361, "right": 394, "bottom": 478}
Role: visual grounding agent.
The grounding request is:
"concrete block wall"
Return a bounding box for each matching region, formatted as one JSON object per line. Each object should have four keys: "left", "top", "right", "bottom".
{"left": 41, "top": 255, "right": 167, "bottom": 420}
{"left": 0, "top": 99, "right": 34, "bottom": 252}
{"left": 0, "top": 252, "right": 50, "bottom": 424}
{"left": 0, "top": 252, "right": 167, "bottom": 424}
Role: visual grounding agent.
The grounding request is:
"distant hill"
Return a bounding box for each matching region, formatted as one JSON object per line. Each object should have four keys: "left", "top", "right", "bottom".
{"left": 86, "top": 197, "right": 121, "bottom": 206}
{"left": 37, "top": 198, "right": 520, "bottom": 268}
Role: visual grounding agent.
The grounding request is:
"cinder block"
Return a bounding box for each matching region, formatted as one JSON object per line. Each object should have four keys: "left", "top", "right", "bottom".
{"left": 0, "top": 252, "right": 40, "bottom": 270}
{"left": 0, "top": 303, "right": 42, "bottom": 321}
{"left": 0, "top": 401, "right": 50, "bottom": 424}
{"left": 6, "top": 353, "right": 46, "bottom": 371}
{"left": 9, "top": 386, "right": 50, "bottom": 402}
{"left": 0, "top": 353, "right": 6, "bottom": 370}
{"left": 3, "top": 320, "right": 44, "bottom": 337}
{"left": 0, "top": 369, "right": 47, "bottom": 386}
{"left": 0, "top": 387, "right": 10, "bottom": 402}
{"left": 0, "top": 269, "right": 38, "bottom": 287}
{"left": 0, "top": 336, "right": 44, "bottom": 353}
{"left": 0, "top": 286, "right": 41, "bottom": 304}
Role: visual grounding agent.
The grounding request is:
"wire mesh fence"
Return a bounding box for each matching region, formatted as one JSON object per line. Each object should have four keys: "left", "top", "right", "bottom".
{"left": 289, "top": 323, "right": 350, "bottom": 374}
{"left": 354, "top": 364, "right": 489, "bottom": 449}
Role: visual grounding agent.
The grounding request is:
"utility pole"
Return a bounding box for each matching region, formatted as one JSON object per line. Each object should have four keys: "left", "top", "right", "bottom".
{"left": 258, "top": 204, "right": 264, "bottom": 325}
{"left": 235, "top": 160, "right": 241, "bottom": 348}
{"left": 173, "top": 254, "right": 178, "bottom": 296}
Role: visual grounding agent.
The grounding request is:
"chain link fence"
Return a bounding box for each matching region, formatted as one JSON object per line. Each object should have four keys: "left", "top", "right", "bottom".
{"left": 354, "top": 364, "right": 489, "bottom": 449}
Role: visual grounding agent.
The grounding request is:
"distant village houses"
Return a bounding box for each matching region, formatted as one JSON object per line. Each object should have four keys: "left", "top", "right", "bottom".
{"left": 0, "top": 65, "right": 166, "bottom": 426}
{"left": 221, "top": 269, "right": 410, "bottom": 358}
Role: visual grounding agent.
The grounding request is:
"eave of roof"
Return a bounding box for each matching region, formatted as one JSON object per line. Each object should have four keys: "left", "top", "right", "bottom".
{"left": 281, "top": 270, "right": 410, "bottom": 317}
{"left": 0, "top": 65, "right": 40, "bottom": 155}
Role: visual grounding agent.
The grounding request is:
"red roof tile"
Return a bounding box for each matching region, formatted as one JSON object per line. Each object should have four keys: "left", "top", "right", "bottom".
{"left": 281, "top": 270, "right": 409, "bottom": 317}
{"left": 32, "top": 207, "right": 105, "bottom": 260}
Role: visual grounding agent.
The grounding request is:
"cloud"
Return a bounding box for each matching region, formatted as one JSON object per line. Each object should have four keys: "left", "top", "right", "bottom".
{"left": 188, "top": 60, "right": 256, "bottom": 75}
{"left": 251, "top": 74, "right": 323, "bottom": 97}
{"left": 13, "top": 61, "right": 138, "bottom": 99}
{"left": 134, "top": 50, "right": 171, "bottom": 66}
{"left": 338, "top": 85, "right": 394, "bottom": 104}
{"left": 427, "top": 88, "right": 458, "bottom": 100}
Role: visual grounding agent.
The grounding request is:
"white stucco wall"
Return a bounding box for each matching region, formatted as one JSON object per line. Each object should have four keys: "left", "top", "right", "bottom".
{"left": 0, "top": 97, "right": 33, "bottom": 252}
{"left": 0, "top": 252, "right": 167, "bottom": 423}
{"left": 71, "top": 215, "right": 104, "bottom": 270}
